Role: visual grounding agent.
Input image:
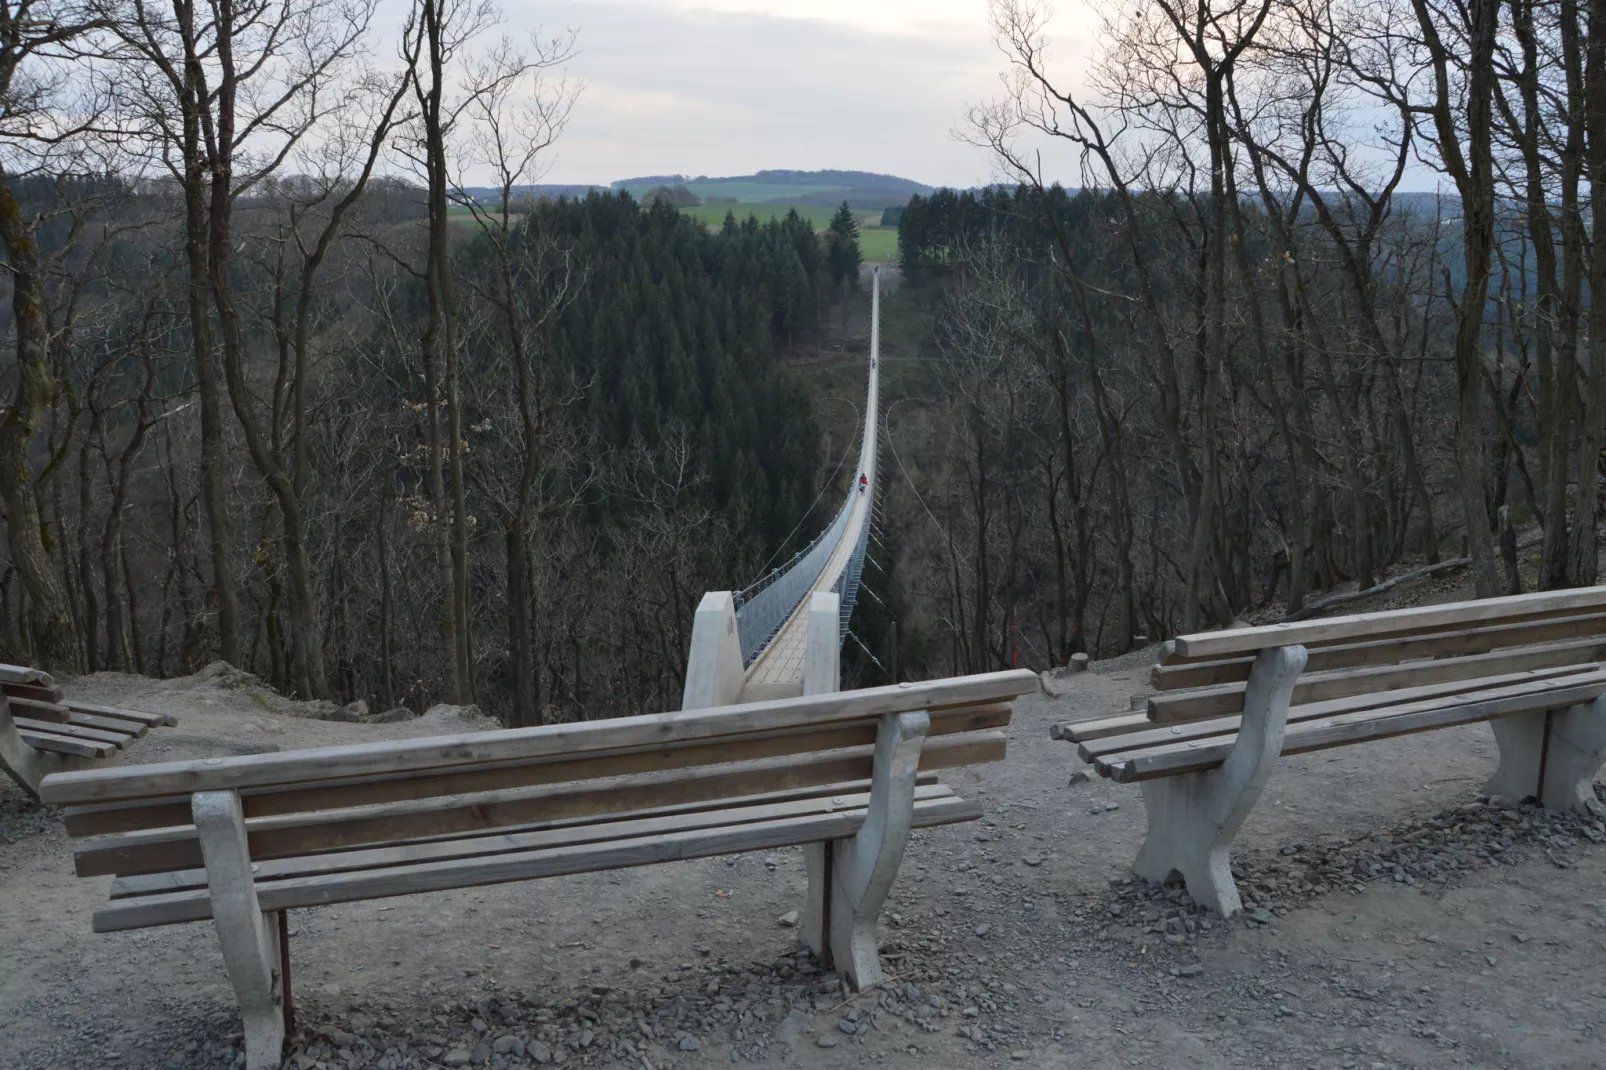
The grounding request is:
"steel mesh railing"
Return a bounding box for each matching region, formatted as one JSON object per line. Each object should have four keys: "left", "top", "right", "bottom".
{"left": 733, "top": 491, "right": 855, "bottom": 666}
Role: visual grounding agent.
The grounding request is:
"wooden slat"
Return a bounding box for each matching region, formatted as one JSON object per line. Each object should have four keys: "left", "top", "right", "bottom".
{"left": 63, "top": 702, "right": 174, "bottom": 728}
{"left": 1080, "top": 666, "right": 1590, "bottom": 761}
{"left": 67, "top": 712, "right": 149, "bottom": 738}
{"left": 109, "top": 783, "right": 959, "bottom": 897}
{"left": 14, "top": 717, "right": 131, "bottom": 748}
{"left": 71, "top": 732, "right": 1005, "bottom": 876}
{"left": 94, "top": 796, "right": 982, "bottom": 932}
{"left": 1099, "top": 670, "right": 1606, "bottom": 782}
{"left": 0, "top": 663, "right": 52, "bottom": 685}
{"left": 19, "top": 729, "right": 115, "bottom": 759}
{"left": 59, "top": 705, "right": 1013, "bottom": 837}
{"left": 2, "top": 681, "right": 66, "bottom": 704}
{"left": 1149, "top": 636, "right": 1606, "bottom": 723}
{"left": 4, "top": 695, "right": 70, "bottom": 724}
{"left": 104, "top": 776, "right": 931, "bottom": 896}
{"left": 42, "top": 670, "right": 1036, "bottom": 807}
{"left": 1169, "top": 587, "right": 1606, "bottom": 660}
{"left": 1050, "top": 712, "right": 1147, "bottom": 743}
{"left": 1152, "top": 610, "right": 1606, "bottom": 691}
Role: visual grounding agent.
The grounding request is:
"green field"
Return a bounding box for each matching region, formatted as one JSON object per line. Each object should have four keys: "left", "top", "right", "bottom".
{"left": 679, "top": 203, "right": 880, "bottom": 229}
{"left": 857, "top": 227, "right": 898, "bottom": 262}
{"left": 675, "top": 203, "right": 898, "bottom": 262}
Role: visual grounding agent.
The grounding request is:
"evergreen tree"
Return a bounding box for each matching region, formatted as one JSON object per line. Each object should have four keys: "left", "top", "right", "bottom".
{"left": 826, "top": 201, "right": 862, "bottom": 289}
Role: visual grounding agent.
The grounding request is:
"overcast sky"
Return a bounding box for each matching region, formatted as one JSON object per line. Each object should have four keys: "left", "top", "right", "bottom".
{"left": 495, "top": 0, "right": 1098, "bottom": 189}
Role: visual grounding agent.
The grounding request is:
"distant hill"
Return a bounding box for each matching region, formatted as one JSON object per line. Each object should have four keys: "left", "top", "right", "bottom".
{"left": 458, "top": 170, "right": 936, "bottom": 211}
{"left": 611, "top": 170, "right": 934, "bottom": 211}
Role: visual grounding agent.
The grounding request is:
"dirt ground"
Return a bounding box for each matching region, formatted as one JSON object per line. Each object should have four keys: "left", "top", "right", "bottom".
{"left": 2, "top": 637, "right": 1605, "bottom": 1070}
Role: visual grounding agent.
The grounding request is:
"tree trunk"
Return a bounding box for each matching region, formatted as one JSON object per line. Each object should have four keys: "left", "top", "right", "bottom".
{"left": 0, "top": 174, "right": 82, "bottom": 671}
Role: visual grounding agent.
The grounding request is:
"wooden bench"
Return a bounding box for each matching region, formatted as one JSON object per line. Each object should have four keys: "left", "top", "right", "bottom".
{"left": 43, "top": 669, "right": 1037, "bottom": 1070}
{"left": 0, "top": 663, "right": 177, "bottom": 800}
{"left": 1052, "top": 588, "right": 1606, "bottom": 917}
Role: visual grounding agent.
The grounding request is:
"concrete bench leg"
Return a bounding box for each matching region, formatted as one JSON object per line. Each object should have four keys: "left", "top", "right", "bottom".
{"left": 1485, "top": 696, "right": 1606, "bottom": 816}
{"left": 800, "top": 593, "right": 839, "bottom": 964}
{"left": 193, "top": 790, "right": 285, "bottom": 1070}
{"left": 794, "top": 593, "right": 925, "bottom": 988}
{"left": 1132, "top": 644, "right": 1307, "bottom": 916}
{"left": 825, "top": 708, "right": 928, "bottom": 989}
{"left": 0, "top": 697, "right": 124, "bottom": 800}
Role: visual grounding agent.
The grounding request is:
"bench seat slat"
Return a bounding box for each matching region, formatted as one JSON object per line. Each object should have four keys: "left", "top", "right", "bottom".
{"left": 110, "top": 783, "right": 960, "bottom": 898}
{"left": 1098, "top": 669, "right": 1606, "bottom": 782}
{"left": 1149, "top": 636, "right": 1606, "bottom": 723}
{"left": 1081, "top": 666, "right": 1593, "bottom": 761}
{"left": 1152, "top": 610, "right": 1606, "bottom": 690}
{"left": 19, "top": 729, "right": 117, "bottom": 759}
{"left": 1168, "top": 588, "right": 1606, "bottom": 660}
{"left": 67, "top": 712, "right": 150, "bottom": 738}
{"left": 42, "top": 670, "right": 1037, "bottom": 807}
{"left": 62, "top": 702, "right": 174, "bottom": 728}
{"left": 94, "top": 795, "right": 982, "bottom": 931}
{"left": 61, "top": 705, "right": 1012, "bottom": 838}
{"left": 73, "top": 732, "right": 1007, "bottom": 878}
{"left": 14, "top": 717, "right": 133, "bottom": 748}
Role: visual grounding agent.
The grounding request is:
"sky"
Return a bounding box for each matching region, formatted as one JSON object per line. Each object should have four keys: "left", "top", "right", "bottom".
{"left": 487, "top": 0, "right": 1099, "bottom": 189}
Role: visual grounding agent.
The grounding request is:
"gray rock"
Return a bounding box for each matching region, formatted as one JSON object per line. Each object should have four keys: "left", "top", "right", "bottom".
{"left": 366, "top": 706, "right": 417, "bottom": 724}
{"left": 838, "top": 1019, "right": 858, "bottom": 1035}
{"left": 527, "top": 1040, "right": 553, "bottom": 1064}
{"left": 816, "top": 1036, "right": 840, "bottom": 1048}
{"left": 1067, "top": 770, "right": 1091, "bottom": 787}
{"left": 777, "top": 910, "right": 800, "bottom": 928}
{"left": 974, "top": 923, "right": 991, "bottom": 937}
{"left": 442, "top": 1049, "right": 471, "bottom": 1068}
{"left": 679, "top": 1036, "right": 702, "bottom": 1052}
{"left": 493, "top": 1035, "right": 523, "bottom": 1055}
{"left": 1175, "top": 963, "right": 1205, "bottom": 978}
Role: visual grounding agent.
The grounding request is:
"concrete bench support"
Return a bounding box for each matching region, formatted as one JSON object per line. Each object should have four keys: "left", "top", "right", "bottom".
{"left": 1484, "top": 695, "right": 1606, "bottom": 816}
{"left": 800, "top": 594, "right": 840, "bottom": 963}
{"left": 826, "top": 707, "right": 927, "bottom": 988}
{"left": 0, "top": 698, "right": 122, "bottom": 801}
{"left": 1132, "top": 644, "right": 1308, "bottom": 916}
{"left": 193, "top": 790, "right": 286, "bottom": 1070}
{"left": 797, "top": 592, "right": 926, "bottom": 989}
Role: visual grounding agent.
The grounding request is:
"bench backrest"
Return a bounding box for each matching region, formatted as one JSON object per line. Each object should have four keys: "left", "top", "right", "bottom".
{"left": 0, "top": 663, "right": 69, "bottom": 719}
{"left": 1147, "top": 587, "right": 1606, "bottom": 723}
{"left": 44, "top": 670, "right": 1036, "bottom": 884}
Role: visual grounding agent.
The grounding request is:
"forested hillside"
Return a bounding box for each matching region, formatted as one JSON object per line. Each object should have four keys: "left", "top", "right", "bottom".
{"left": 1, "top": 169, "right": 829, "bottom": 723}
{"left": 879, "top": 0, "right": 1603, "bottom": 678}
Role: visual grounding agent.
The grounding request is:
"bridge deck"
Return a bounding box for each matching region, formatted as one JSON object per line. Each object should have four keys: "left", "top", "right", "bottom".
{"left": 740, "top": 479, "right": 873, "bottom": 701}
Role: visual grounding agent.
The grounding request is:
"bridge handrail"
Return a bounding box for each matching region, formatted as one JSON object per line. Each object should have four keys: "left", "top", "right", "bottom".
{"left": 733, "top": 489, "right": 856, "bottom": 666}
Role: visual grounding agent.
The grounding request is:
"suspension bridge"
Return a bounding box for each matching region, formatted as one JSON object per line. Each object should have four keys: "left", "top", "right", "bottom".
{"left": 682, "top": 267, "right": 884, "bottom": 707}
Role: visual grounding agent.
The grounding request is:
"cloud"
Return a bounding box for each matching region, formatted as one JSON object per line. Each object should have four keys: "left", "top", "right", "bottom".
{"left": 500, "top": 0, "right": 1004, "bottom": 187}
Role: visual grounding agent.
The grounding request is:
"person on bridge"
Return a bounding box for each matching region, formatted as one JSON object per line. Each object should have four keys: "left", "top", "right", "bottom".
{"left": 859, "top": 473, "right": 868, "bottom": 493}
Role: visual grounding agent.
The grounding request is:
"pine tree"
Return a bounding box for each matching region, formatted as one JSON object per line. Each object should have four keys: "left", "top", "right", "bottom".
{"left": 826, "top": 201, "right": 862, "bottom": 289}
